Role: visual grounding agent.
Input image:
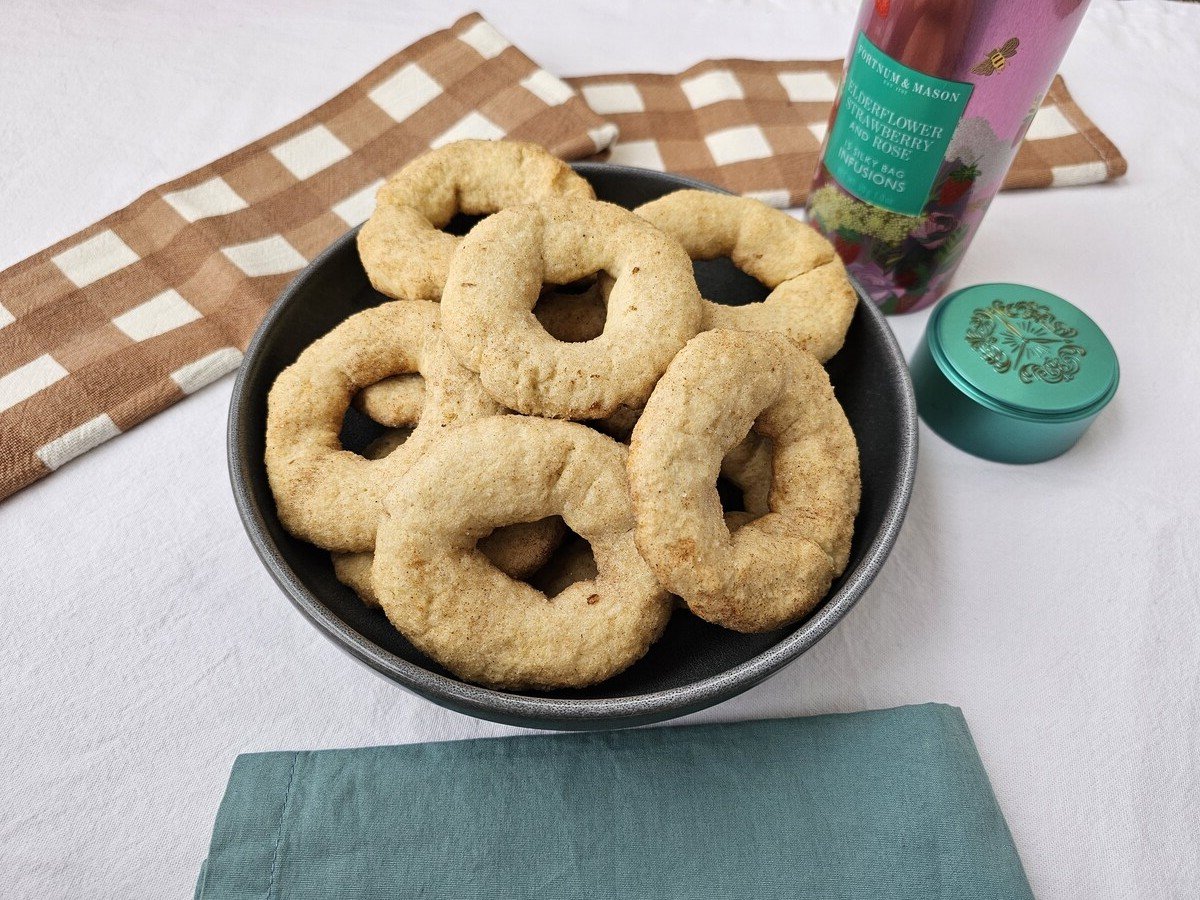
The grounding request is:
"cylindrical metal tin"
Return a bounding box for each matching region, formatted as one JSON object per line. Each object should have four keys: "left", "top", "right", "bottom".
{"left": 910, "top": 283, "right": 1118, "bottom": 463}
{"left": 807, "top": 0, "right": 1093, "bottom": 314}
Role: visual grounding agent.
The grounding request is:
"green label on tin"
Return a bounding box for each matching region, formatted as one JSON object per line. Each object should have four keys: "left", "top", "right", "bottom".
{"left": 826, "top": 33, "right": 972, "bottom": 216}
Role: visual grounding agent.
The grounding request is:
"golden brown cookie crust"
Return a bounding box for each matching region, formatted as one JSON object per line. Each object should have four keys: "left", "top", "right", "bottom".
{"left": 266, "top": 301, "right": 551, "bottom": 552}
{"left": 330, "top": 429, "right": 566, "bottom": 604}
{"left": 440, "top": 198, "right": 702, "bottom": 418}
{"left": 334, "top": 518, "right": 566, "bottom": 607}
{"left": 266, "top": 301, "right": 439, "bottom": 552}
{"left": 354, "top": 374, "right": 425, "bottom": 428}
{"left": 357, "top": 140, "right": 594, "bottom": 302}
{"left": 628, "top": 329, "right": 860, "bottom": 633}
{"left": 373, "top": 416, "right": 672, "bottom": 690}
{"left": 586, "top": 407, "right": 772, "bottom": 518}
{"left": 355, "top": 280, "right": 612, "bottom": 428}
{"left": 635, "top": 190, "right": 856, "bottom": 362}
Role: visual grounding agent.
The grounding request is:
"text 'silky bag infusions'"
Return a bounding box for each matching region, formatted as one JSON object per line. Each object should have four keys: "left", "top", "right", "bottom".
{"left": 808, "top": 0, "right": 1091, "bottom": 314}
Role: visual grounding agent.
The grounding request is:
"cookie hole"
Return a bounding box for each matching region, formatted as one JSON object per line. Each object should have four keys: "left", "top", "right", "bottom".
{"left": 525, "top": 531, "right": 598, "bottom": 599}
{"left": 533, "top": 275, "right": 610, "bottom": 343}
{"left": 548, "top": 275, "right": 599, "bottom": 295}
{"left": 693, "top": 257, "right": 770, "bottom": 308}
{"left": 717, "top": 476, "right": 747, "bottom": 514}
{"left": 444, "top": 211, "right": 489, "bottom": 236}
{"left": 338, "top": 404, "right": 389, "bottom": 455}
{"left": 474, "top": 516, "right": 569, "bottom": 583}
{"left": 718, "top": 429, "right": 774, "bottom": 532}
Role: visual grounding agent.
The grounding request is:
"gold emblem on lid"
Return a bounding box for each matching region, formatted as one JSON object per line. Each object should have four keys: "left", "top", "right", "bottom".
{"left": 965, "top": 300, "right": 1085, "bottom": 384}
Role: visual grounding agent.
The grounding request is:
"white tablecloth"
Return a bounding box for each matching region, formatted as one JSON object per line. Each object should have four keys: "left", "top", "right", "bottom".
{"left": 3, "top": 1, "right": 1197, "bottom": 896}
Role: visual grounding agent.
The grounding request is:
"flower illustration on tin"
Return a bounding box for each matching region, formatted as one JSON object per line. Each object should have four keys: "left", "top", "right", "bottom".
{"left": 945, "top": 117, "right": 1009, "bottom": 194}
{"left": 965, "top": 299, "right": 1086, "bottom": 384}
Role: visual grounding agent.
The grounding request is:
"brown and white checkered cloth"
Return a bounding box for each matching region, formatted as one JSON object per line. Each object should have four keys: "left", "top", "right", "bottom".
{"left": 0, "top": 12, "right": 1125, "bottom": 502}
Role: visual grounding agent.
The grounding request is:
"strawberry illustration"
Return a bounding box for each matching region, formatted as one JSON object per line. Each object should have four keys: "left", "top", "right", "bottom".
{"left": 936, "top": 164, "right": 979, "bottom": 205}
{"left": 875, "top": 0, "right": 891, "bottom": 17}
{"left": 833, "top": 233, "right": 861, "bottom": 265}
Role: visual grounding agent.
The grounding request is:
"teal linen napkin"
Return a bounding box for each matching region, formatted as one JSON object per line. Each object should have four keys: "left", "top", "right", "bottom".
{"left": 195, "top": 704, "right": 1031, "bottom": 900}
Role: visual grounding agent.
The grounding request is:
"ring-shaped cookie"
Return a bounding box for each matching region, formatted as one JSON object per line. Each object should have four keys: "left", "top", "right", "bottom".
{"left": 358, "top": 140, "right": 595, "bottom": 302}
{"left": 441, "top": 198, "right": 703, "bottom": 418}
{"left": 266, "top": 302, "right": 543, "bottom": 552}
{"left": 373, "top": 416, "right": 672, "bottom": 690}
{"left": 266, "top": 301, "right": 439, "bottom": 551}
{"left": 635, "top": 190, "right": 856, "bottom": 362}
{"left": 628, "top": 329, "right": 860, "bottom": 633}
{"left": 331, "top": 430, "right": 566, "bottom": 605}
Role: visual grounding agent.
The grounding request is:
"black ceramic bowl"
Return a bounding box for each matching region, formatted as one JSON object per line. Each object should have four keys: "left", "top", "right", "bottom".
{"left": 229, "top": 164, "right": 917, "bottom": 730}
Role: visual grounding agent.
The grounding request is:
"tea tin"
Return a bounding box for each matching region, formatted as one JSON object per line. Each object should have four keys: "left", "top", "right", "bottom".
{"left": 808, "top": 0, "right": 1095, "bottom": 313}
{"left": 909, "top": 283, "right": 1118, "bottom": 463}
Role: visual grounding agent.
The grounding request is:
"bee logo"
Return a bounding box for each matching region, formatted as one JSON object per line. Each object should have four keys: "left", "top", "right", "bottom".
{"left": 971, "top": 37, "right": 1019, "bottom": 76}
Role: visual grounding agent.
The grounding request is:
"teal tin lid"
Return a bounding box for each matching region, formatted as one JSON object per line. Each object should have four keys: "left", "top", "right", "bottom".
{"left": 910, "top": 283, "right": 1119, "bottom": 463}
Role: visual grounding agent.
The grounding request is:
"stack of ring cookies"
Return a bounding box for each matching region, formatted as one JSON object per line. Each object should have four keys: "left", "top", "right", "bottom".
{"left": 265, "top": 139, "right": 861, "bottom": 691}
